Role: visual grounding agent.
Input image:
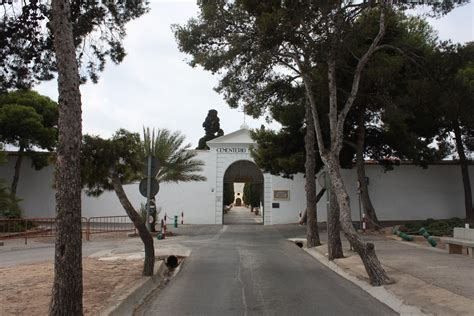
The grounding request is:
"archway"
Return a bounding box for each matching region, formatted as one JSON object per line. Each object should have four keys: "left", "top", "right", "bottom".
{"left": 223, "top": 160, "right": 264, "bottom": 225}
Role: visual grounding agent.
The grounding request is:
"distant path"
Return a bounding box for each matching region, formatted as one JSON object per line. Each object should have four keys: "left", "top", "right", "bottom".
{"left": 224, "top": 206, "right": 263, "bottom": 225}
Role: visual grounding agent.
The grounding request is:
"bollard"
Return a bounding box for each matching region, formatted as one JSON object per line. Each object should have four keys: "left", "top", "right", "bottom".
{"left": 160, "top": 219, "right": 166, "bottom": 240}
{"left": 393, "top": 228, "right": 414, "bottom": 241}
{"left": 174, "top": 215, "right": 178, "bottom": 228}
{"left": 419, "top": 227, "right": 437, "bottom": 247}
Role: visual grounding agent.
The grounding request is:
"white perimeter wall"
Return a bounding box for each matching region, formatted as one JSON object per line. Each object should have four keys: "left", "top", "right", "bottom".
{"left": 314, "top": 164, "right": 474, "bottom": 222}
{"left": 0, "top": 151, "right": 216, "bottom": 224}
{"left": 1, "top": 155, "right": 473, "bottom": 223}
{"left": 270, "top": 173, "right": 306, "bottom": 224}
{"left": 268, "top": 164, "right": 474, "bottom": 224}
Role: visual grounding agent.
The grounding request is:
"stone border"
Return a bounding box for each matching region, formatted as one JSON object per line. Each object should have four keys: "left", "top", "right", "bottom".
{"left": 99, "top": 260, "right": 167, "bottom": 316}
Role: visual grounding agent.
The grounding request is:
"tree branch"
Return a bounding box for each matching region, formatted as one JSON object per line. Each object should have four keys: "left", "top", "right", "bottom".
{"left": 374, "top": 44, "right": 424, "bottom": 68}
{"left": 327, "top": 51, "right": 338, "bottom": 150}
{"left": 293, "top": 54, "right": 328, "bottom": 156}
{"left": 275, "top": 53, "right": 301, "bottom": 75}
{"left": 334, "top": 7, "right": 386, "bottom": 152}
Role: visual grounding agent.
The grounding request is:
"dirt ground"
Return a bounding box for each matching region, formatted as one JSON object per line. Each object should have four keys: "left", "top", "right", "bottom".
{"left": 0, "top": 258, "right": 143, "bottom": 315}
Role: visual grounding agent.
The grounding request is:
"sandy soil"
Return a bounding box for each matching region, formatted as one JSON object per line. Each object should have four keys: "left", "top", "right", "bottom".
{"left": 0, "top": 258, "right": 143, "bottom": 315}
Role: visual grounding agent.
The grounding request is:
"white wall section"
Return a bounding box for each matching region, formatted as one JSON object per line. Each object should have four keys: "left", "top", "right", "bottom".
{"left": 1, "top": 128, "right": 472, "bottom": 224}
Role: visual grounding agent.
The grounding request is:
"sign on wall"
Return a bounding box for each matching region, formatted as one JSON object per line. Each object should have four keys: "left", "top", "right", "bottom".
{"left": 273, "top": 190, "right": 290, "bottom": 200}
{"left": 216, "top": 147, "right": 248, "bottom": 153}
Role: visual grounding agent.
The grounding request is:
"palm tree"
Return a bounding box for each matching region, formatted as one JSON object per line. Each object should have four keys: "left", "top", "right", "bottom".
{"left": 143, "top": 127, "right": 206, "bottom": 187}
{"left": 142, "top": 127, "right": 206, "bottom": 234}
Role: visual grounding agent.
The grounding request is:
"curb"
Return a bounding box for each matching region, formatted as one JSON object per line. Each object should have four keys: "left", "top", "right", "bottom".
{"left": 99, "top": 260, "right": 167, "bottom": 316}
{"left": 298, "top": 242, "right": 429, "bottom": 316}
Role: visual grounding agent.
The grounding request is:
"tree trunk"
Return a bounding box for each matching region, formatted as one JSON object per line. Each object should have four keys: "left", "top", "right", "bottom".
{"left": 305, "top": 103, "right": 320, "bottom": 247}
{"left": 300, "top": 188, "right": 326, "bottom": 224}
{"left": 327, "top": 184, "right": 344, "bottom": 260}
{"left": 326, "top": 156, "right": 391, "bottom": 286}
{"left": 453, "top": 123, "right": 473, "bottom": 220}
{"left": 356, "top": 112, "right": 380, "bottom": 230}
{"left": 50, "top": 0, "right": 83, "bottom": 314}
{"left": 112, "top": 174, "right": 155, "bottom": 276}
{"left": 10, "top": 146, "right": 24, "bottom": 198}
{"left": 296, "top": 7, "right": 389, "bottom": 285}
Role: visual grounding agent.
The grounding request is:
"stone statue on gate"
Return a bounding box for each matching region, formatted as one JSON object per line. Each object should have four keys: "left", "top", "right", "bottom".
{"left": 196, "top": 109, "right": 224, "bottom": 150}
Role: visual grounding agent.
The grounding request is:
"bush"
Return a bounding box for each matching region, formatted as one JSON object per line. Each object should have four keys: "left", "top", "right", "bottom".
{"left": 401, "top": 217, "right": 467, "bottom": 236}
{"left": 223, "top": 183, "right": 234, "bottom": 206}
{"left": 0, "top": 182, "right": 22, "bottom": 218}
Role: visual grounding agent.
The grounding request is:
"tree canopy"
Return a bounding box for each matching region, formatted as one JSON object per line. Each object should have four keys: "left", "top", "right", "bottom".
{"left": 0, "top": 90, "right": 58, "bottom": 152}
{"left": 81, "top": 129, "right": 143, "bottom": 197}
{"left": 0, "top": 89, "right": 58, "bottom": 197}
{"left": 0, "top": 0, "right": 149, "bottom": 91}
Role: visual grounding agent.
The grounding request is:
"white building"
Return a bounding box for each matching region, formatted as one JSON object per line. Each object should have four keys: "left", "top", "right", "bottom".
{"left": 1, "top": 126, "right": 473, "bottom": 224}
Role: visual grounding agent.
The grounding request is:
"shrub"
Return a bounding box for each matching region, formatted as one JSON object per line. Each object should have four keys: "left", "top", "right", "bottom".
{"left": 0, "top": 181, "right": 22, "bottom": 218}
{"left": 401, "top": 217, "right": 467, "bottom": 236}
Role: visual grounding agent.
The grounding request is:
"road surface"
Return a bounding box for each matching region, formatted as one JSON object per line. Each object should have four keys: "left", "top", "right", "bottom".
{"left": 137, "top": 224, "right": 396, "bottom": 315}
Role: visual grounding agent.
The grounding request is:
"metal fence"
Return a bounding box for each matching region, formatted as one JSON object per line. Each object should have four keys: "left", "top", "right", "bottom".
{"left": 86, "top": 216, "right": 135, "bottom": 240}
{"left": 0, "top": 216, "right": 134, "bottom": 244}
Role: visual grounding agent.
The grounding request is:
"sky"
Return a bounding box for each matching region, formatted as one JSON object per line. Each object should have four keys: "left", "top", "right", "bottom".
{"left": 35, "top": 1, "right": 474, "bottom": 148}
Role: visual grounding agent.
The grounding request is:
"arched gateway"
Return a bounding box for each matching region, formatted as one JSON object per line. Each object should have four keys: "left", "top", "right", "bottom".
{"left": 223, "top": 160, "right": 264, "bottom": 224}
{"left": 207, "top": 127, "right": 273, "bottom": 225}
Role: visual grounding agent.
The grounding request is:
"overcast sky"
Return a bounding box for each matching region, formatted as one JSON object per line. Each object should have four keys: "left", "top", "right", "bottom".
{"left": 35, "top": 1, "right": 474, "bottom": 148}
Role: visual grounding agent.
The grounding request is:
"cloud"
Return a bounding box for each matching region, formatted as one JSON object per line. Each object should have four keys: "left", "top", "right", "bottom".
{"left": 35, "top": 2, "right": 472, "bottom": 147}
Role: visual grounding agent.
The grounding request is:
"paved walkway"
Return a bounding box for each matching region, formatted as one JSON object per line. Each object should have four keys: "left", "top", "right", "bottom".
{"left": 372, "top": 235, "right": 474, "bottom": 300}
{"left": 313, "top": 231, "right": 474, "bottom": 315}
{"left": 224, "top": 206, "right": 263, "bottom": 225}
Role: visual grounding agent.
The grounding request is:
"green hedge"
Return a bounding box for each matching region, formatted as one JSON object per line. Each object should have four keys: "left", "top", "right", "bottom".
{"left": 400, "top": 218, "right": 468, "bottom": 236}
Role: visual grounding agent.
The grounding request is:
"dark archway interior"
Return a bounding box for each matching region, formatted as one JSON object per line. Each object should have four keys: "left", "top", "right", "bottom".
{"left": 223, "top": 160, "right": 264, "bottom": 225}
{"left": 223, "top": 160, "right": 264, "bottom": 184}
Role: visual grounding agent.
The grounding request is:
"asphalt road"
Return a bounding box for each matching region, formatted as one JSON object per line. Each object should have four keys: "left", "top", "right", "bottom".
{"left": 0, "top": 238, "right": 141, "bottom": 267}
{"left": 137, "top": 225, "right": 397, "bottom": 316}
